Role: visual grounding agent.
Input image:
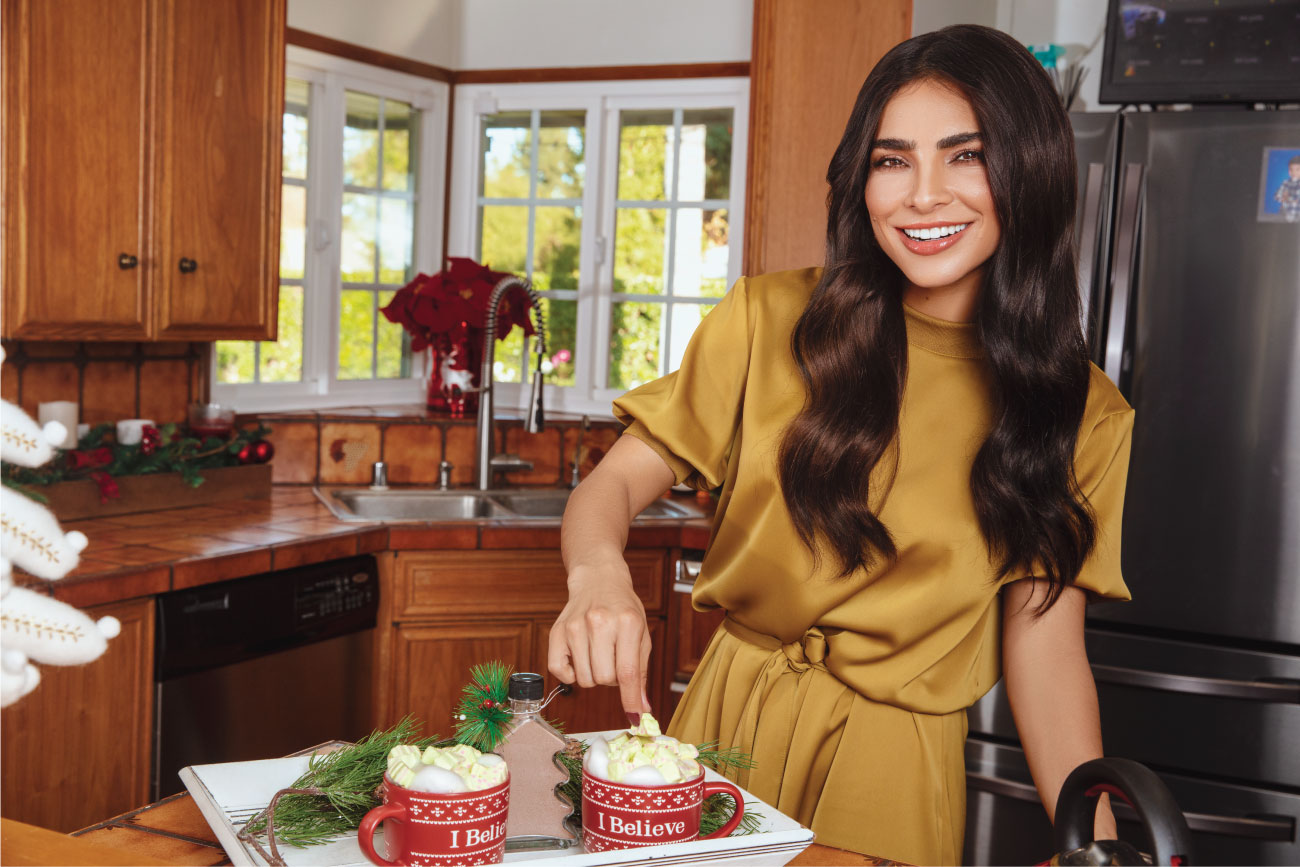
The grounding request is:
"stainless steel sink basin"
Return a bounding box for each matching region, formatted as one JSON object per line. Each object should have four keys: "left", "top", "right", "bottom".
{"left": 327, "top": 489, "right": 512, "bottom": 521}
{"left": 316, "top": 486, "right": 703, "bottom": 523}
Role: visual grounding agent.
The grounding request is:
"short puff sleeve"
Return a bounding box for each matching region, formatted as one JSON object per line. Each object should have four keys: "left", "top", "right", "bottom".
{"left": 1070, "top": 405, "right": 1136, "bottom": 602}
{"left": 612, "top": 277, "right": 753, "bottom": 491}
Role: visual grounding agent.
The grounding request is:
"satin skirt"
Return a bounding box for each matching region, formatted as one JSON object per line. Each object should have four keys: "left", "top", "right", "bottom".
{"left": 667, "top": 619, "right": 969, "bottom": 866}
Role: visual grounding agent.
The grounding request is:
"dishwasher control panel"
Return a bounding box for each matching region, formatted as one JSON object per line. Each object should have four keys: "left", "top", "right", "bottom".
{"left": 294, "top": 566, "right": 376, "bottom": 625}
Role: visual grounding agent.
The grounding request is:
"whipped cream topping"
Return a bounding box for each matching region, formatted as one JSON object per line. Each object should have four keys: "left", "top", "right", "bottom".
{"left": 584, "top": 713, "right": 701, "bottom": 785}
{"left": 387, "top": 742, "right": 508, "bottom": 793}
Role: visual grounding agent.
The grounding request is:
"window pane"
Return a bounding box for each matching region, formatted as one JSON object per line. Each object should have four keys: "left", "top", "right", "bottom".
{"left": 617, "top": 110, "right": 673, "bottom": 201}
{"left": 338, "top": 290, "right": 375, "bottom": 379}
{"left": 537, "top": 111, "right": 585, "bottom": 199}
{"left": 376, "top": 289, "right": 407, "bottom": 378}
{"left": 344, "top": 91, "right": 381, "bottom": 187}
{"left": 382, "top": 99, "right": 417, "bottom": 192}
{"left": 482, "top": 112, "right": 532, "bottom": 199}
{"left": 608, "top": 301, "right": 663, "bottom": 390}
{"left": 613, "top": 207, "right": 666, "bottom": 295}
{"left": 480, "top": 205, "right": 528, "bottom": 274}
{"left": 673, "top": 208, "right": 729, "bottom": 298}
{"left": 493, "top": 328, "right": 525, "bottom": 384}
{"left": 341, "top": 193, "right": 378, "bottom": 282}
{"left": 682, "top": 108, "right": 732, "bottom": 201}
{"left": 668, "top": 302, "right": 715, "bottom": 373}
{"left": 280, "top": 184, "right": 306, "bottom": 279}
{"left": 539, "top": 296, "right": 577, "bottom": 387}
{"left": 216, "top": 341, "right": 255, "bottom": 384}
{"left": 260, "top": 285, "right": 303, "bottom": 382}
{"left": 533, "top": 206, "right": 580, "bottom": 291}
{"left": 379, "top": 198, "right": 413, "bottom": 285}
{"left": 283, "top": 79, "right": 309, "bottom": 180}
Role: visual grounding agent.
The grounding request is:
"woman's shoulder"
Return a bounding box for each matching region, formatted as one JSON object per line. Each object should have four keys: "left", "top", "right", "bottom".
{"left": 1079, "top": 363, "right": 1135, "bottom": 447}
{"left": 732, "top": 266, "right": 823, "bottom": 330}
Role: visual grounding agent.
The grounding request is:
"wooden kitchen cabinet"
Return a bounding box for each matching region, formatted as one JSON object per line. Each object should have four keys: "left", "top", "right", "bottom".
{"left": 1, "top": 0, "right": 284, "bottom": 341}
{"left": 375, "top": 549, "right": 670, "bottom": 737}
{"left": 0, "top": 597, "right": 154, "bottom": 833}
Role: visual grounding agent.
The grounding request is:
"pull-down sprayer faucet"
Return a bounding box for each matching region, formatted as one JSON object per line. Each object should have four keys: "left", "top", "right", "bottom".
{"left": 475, "top": 277, "right": 547, "bottom": 490}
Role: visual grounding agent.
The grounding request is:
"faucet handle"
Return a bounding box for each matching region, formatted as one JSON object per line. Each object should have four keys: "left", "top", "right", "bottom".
{"left": 438, "top": 460, "right": 453, "bottom": 490}
{"left": 370, "top": 461, "right": 389, "bottom": 490}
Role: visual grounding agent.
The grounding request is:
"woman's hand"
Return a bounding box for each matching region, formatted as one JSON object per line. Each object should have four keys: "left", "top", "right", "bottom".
{"left": 548, "top": 433, "right": 676, "bottom": 717}
{"left": 549, "top": 558, "right": 652, "bottom": 716}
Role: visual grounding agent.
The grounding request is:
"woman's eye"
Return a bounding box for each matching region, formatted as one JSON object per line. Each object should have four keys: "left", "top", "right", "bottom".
{"left": 873, "top": 155, "right": 906, "bottom": 169}
{"left": 953, "top": 149, "right": 985, "bottom": 163}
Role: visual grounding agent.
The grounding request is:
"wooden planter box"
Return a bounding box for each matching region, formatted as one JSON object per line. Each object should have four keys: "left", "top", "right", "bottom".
{"left": 42, "top": 464, "right": 273, "bottom": 521}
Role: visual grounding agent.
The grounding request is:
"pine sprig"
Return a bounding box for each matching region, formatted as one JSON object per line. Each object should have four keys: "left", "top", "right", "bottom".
{"left": 241, "top": 716, "right": 448, "bottom": 849}
{"left": 453, "top": 661, "right": 514, "bottom": 751}
{"left": 696, "top": 740, "right": 757, "bottom": 774}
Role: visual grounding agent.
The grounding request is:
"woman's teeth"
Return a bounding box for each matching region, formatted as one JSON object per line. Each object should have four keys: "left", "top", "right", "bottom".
{"left": 902, "top": 223, "right": 969, "bottom": 240}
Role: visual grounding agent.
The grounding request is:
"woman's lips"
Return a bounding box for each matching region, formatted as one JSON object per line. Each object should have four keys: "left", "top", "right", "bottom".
{"left": 896, "top": 223, "right": 969, "bottom": 255}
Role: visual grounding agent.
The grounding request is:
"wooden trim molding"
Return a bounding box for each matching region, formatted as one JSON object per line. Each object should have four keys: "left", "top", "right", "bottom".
{"left": 454, "top": 61, "right": 749, "bottom": 84}
{"left": 286, "top": 27, "right": 455, "bottom": 82}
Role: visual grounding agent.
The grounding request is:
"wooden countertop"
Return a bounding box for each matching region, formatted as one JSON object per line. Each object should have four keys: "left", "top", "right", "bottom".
{"left": 16, "top": 486, "right": 714, "bottom": 609}
{"left": 35, "top": 790, "right": 901, "bottom": 866}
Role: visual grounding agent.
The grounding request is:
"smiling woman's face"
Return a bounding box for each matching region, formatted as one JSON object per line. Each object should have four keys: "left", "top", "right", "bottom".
{"left": 864, "top": 78, "right": 1000, "bottom": 320}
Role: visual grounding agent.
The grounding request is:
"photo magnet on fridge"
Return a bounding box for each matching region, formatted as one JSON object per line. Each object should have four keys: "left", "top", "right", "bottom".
{"left": 1258, "top": 146, "right": 1300, "bottom": 224}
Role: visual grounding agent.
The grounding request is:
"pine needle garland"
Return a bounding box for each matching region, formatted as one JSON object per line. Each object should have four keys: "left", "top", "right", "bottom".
{"left": 452, "top": 660, "right": 513, "bottom": 751}
{"left": 240, "top": 716, "right": 447, "bottom": 851}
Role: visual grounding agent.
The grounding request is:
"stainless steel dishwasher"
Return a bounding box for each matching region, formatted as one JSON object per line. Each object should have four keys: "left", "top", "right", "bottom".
{"left": 152, "top": 554, "right": 378, "bottom": 799}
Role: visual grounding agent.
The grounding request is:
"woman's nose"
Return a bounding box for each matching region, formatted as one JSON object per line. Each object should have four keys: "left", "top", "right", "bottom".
{"left": 906, "top": 161, "right": 951, "bottom": 211}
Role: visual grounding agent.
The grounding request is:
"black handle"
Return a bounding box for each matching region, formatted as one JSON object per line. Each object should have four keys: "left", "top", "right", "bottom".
{"left": 1092, "top": 663, "right": 1300, "bottom": 703}
{"left": 1055, "top": 758, "right": 1193, "bottom": 865}
{"left": 118, "top": 253, "right": 139, "bottom": 270}
{"left": 178, "top": 257, "right": 198, "bottom": 273}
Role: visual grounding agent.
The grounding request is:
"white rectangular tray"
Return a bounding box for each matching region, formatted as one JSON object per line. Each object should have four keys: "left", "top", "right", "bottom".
{"left": 180, "top": 736, "right": 814, "bottom": 867}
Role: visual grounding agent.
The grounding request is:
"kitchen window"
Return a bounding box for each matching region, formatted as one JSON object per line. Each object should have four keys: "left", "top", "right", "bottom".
{"left": 448, "top": 79, "right": 749, "bottom": 415}
{"left": 213, "top": 48, "right": 448, "bottom": 411}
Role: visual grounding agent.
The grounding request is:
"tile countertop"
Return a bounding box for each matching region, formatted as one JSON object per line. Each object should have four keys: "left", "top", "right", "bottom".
{"left": 21, "top": 487, "right": 715, "bottom": 609}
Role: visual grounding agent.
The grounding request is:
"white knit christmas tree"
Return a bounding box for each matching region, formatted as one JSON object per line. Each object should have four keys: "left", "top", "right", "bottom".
{"left": 1, "top": 347, "right": 119, "bottom": 707}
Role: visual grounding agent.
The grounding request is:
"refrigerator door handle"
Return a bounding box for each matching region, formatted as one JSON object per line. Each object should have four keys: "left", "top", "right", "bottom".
{"left": 1091, "top": 663, "right": 1300, "bottom": 703}
{"left": 1103, "top": 162, "right": 1145, "bottom": 388}
{"left": 967, "top": 772, "right": 1295, "bottom": 841}
{"left": 1077, "top": 161, "right": 1107, "bottom": 346}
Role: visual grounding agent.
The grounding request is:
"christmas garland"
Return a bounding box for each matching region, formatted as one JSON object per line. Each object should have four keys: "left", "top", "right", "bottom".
{"left": 2, "top": 422, "right": 272, "bottom": 504}
{"left": 240, "top": 661, "right": 760, "bottom": 856}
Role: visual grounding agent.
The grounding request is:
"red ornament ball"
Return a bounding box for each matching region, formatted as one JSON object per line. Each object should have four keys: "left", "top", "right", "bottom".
{"left": 236, "top": 443, "right": 255, "bottom": 464}
{"left": 252, "top": 439, "right": 275, "bottom": 463}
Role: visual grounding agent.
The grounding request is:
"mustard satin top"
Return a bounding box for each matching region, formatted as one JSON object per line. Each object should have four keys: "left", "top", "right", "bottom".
{"left": 614, "top": 267, "right": 1134, "bottom": 715}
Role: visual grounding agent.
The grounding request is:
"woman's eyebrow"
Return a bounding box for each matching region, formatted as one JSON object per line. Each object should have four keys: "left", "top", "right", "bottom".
{"left": 870, "top": 131, "right": 982, "bottom": 152}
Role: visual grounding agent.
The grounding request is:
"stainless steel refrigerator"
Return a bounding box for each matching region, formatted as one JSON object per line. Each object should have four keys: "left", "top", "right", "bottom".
{"left": 963, "top": 109, "right": 1300, "bottom": 866}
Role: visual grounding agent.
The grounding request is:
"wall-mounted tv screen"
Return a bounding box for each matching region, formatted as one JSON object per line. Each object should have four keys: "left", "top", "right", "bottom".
{"left": 1100, "top": 0, "right": 1300, "bottom": 104}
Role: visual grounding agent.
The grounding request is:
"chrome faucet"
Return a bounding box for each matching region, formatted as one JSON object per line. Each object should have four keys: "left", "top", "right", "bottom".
{"left": 476, "top": 276, "right": 547, "bottom": 490}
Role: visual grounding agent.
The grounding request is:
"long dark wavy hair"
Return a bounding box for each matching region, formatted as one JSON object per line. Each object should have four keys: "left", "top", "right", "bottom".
{"left": 778, "top": 25, "right": 1094, "bottom": 609}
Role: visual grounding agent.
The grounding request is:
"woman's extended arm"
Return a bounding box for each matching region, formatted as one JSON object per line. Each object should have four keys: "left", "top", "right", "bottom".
{"left": 1002, "top": 578, "right": 1118, "bottom": 840}
{"left": 548, "top": 434, "right": 676, "bottom": 716}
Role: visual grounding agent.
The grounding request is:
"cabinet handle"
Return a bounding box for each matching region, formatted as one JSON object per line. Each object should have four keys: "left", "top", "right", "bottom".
{"left": 118, "top": 253, "right": 139, "bottom": 270}
{"left": 178, "top": 257, "right": 198, "bottom": 274}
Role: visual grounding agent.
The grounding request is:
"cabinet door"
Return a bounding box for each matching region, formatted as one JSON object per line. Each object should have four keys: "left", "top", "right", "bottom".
{"left": 533, "top": 617, "right": 667, "bottom": 736}
{"left": 387, "top": 619, "right": 534, "bottom": 738}
{"left": 153, "top": 0, "right": 283, "bottom": 340}
{"left": 1, "top": 0, "right": 153, "bottom": 339}
{"left": 0, "top": 597, "right": 154, "bottom": 832}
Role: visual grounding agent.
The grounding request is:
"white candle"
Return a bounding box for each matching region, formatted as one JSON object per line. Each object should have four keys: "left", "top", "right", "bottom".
{"left": 115, "top": 419, "right": 155, "bottom": 446}
{"left": 37, "top": 401, "right": 78, "bottom": 449}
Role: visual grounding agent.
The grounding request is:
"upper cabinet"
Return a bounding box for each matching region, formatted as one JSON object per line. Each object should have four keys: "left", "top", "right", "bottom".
{"left": 1, "top": 0, "right": 285, "bottom": 341}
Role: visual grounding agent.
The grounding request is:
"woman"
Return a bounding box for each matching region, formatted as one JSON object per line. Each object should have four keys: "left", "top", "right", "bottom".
{"left": 549, "top": 25, "right": 1133, "bottom": 865}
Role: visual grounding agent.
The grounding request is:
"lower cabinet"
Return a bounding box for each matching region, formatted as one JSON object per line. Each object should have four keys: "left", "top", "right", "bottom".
{"left": 0, "top": 596, "right": 154, "bottom": 832}
{"left": 375, "top": 548, "right": 670, "bottom": 739}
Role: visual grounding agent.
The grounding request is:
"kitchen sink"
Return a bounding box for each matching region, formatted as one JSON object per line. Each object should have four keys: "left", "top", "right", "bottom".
{"left": 316, "top": 486, "right": 703, "bottom": 523}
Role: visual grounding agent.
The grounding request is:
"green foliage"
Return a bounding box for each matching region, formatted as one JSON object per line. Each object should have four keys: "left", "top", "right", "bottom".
{"left": 453, "top": 661, "right": 514, "bottom": 752}
{"left": 242, "top": 716, "right": 448, "bottom": 849}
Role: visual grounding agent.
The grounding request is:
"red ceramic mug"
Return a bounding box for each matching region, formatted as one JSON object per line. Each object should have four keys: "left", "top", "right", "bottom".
{"left": 581, "top": 767, "right": 745, "bottom": 852}
{"left": 358, "top": 774, "right": 510, "bottom": 867}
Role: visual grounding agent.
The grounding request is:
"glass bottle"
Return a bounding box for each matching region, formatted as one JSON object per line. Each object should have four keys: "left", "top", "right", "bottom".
{"left": 496, "top": 672, "right": 578, "bottom": 849}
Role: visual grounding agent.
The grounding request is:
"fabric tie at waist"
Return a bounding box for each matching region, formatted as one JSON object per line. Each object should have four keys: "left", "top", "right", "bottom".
{"left": 722, "top": 618, "right": 837, "bottom": 792}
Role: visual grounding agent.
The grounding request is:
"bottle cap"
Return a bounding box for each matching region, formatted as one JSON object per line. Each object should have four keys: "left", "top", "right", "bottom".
{"left": 508, "top": 672, "right": 545, "bottom": 700}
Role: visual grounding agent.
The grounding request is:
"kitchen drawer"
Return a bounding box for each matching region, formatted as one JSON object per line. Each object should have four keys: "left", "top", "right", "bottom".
{"left": 393, "top": 549, "right": 666, "bottom": 619}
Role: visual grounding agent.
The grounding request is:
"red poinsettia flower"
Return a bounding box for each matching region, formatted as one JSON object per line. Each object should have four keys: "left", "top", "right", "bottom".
{"left": 380, "top": 257, "right": 537, "bottom": 350}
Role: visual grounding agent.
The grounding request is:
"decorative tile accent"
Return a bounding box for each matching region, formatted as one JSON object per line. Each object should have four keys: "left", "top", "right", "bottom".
{"left": 320, "top": 422, "right": 382, "bottom": 484}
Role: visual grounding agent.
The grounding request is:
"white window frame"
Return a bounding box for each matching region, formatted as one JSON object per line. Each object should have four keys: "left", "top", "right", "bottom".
{"left": 448, "top": 78, "right": 749, "bottom": 416}
{"left": 213, "top": 46, "right": 449, "bottom": 412}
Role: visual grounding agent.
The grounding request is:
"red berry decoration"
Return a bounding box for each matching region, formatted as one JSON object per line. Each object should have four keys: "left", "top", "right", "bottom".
{"left": 141, "top": 425, "right": 161, "bottom": 456}
{"left": 252, "top": 439, "right": 274, "bottom": 463}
